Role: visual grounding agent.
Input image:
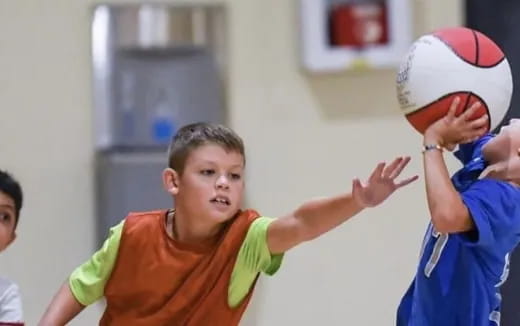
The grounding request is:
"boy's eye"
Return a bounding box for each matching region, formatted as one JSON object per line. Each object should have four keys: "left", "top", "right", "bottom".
{"left": 0, "top": 213, "right": 11, "bottom": 222}
{"left": 230, "top": 173, "right": 241, "bottom": 180}
{"left": 201, "top": 169, "right": 215, "bottom": 176}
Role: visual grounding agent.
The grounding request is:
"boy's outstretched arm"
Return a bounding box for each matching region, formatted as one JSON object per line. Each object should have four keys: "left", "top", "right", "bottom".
{"left": 38, "top": 281, "right": 84, "bottom": 326}
{"left": 267, "top": 156, "right": 418, "bottom": 254}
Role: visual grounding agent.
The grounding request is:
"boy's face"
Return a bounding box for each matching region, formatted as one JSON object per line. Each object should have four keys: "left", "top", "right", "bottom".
{"left": 167, "top": 144, "right": 245, "bottom": 224}
{"left": 0, "top": 191, "right": 16, "bottom": 252}
{"left": 483, "top": 119, "right": 520, "bottom": 163}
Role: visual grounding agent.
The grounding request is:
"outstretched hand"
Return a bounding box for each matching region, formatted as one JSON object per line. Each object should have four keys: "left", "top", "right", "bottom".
{"left": 352, "top": 156, "right": 418, "bottom": 208}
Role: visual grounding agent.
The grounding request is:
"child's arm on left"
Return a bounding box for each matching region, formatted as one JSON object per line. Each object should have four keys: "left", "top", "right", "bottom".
{"left": 267, "top": 157, "right": 418, "bottom": 254}
{"left": 38, "top": 282, "right": 85, "bottom": 326}
{"left": 39, "top": 221, "right": 124, "bottom": 325}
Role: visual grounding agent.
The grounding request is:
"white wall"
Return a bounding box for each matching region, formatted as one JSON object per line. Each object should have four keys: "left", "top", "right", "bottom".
{"left": 0, "top": 0, "right": 462, "bottom": 325}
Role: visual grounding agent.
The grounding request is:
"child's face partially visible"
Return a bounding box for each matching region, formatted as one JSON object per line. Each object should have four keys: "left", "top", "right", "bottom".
{"left": 0, "top": 191, "right": 16, "bottom": 252}
{"left": 483, "top": 119, "right": 520, "bottom": 163}
{"left": 174, "top": 144, "right": 245, "bottom": 224}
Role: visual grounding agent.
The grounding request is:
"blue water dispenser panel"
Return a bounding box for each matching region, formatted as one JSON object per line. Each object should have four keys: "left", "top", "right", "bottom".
{"left": 111, "top": 48, "right": 224, "bottom": 149}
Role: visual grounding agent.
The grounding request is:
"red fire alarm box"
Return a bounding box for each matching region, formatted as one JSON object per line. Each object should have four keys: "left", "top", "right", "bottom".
{"left": 300, "top": 0, "right": 412, "bottom": 73}
{"left": 330, "top": 2, "right": 389, "bottom": 47}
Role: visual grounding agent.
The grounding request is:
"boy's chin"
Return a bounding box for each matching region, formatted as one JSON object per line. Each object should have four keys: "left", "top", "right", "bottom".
{"left": 209, "top": 209, "right": 240, "bottom": 223}
{"left": 482, "top": 140, "right": 505, "bottom": 163}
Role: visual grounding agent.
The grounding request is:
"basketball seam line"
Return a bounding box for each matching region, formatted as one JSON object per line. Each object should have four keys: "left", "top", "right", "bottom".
{"left": 472, "top": 30, "right": 480, "bottom": 66}
{"left": 463, "top": 92, "right": 472, "bottom": 113}
{"left": 431, "top": 35, "right": 506, "bottom": 68}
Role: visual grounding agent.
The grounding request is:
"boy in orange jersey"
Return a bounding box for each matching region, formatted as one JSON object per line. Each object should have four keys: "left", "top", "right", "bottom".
{"left": 39, "top": 122, "right": 417, "bottom": 325}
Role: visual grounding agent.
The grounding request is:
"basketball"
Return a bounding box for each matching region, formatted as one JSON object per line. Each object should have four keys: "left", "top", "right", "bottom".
{"left": 396, "top": 27, "right": 513, "bottom": 134}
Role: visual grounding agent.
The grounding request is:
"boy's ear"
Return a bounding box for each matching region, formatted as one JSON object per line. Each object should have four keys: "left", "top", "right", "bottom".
{"left": 163, "top": 168, "right": 180, "bottom": 195}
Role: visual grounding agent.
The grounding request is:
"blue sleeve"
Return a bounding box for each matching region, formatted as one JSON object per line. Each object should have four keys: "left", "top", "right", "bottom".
{"left": 454, "top": 133, "right": 494, "bottom": 165}
{"left": 459, "top": 179, "right": 520, "bottom": 247}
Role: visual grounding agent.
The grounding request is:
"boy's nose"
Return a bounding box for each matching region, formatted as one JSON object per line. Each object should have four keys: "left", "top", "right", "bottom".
{"left": 216, "top": 175, "right": 230, "bottom": 189}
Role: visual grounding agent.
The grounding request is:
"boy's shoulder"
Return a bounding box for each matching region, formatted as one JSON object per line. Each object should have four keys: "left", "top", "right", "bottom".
{"left": 240, "top": 209, "right": 261, "bottom": 220}
{"left": 463, "top": 178, "right": 520, "bottom": 213}
{"left": 0, "top": 277, "right": 18, "bottom": 298}
{"left": 126, "top": 209, "right": 168, "bottom": 219}
{"left": 121, "top": 209, "right": 168, "bottom": 236}
{"left": 470, "top": 178, "right": 520, "bottom": 194}
{"left": 0, "top": 277, "right": 22, "bottom": 318}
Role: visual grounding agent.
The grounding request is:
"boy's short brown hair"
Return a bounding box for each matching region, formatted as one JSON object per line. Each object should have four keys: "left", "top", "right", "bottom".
{"left": 0, "top": 170, "right": 23, "bottom": 229}
{"left": 168, "top": 122, "right": 245, "bottom": 174}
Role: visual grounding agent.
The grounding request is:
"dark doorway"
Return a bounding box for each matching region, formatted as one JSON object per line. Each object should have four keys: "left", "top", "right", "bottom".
{"left": 466, "top": 2, "right": 520, "bottom": 325}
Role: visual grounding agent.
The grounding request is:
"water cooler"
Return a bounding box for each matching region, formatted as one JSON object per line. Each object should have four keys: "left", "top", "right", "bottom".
{"left": 90, "top": 4, "right": 227, "bottom": 242}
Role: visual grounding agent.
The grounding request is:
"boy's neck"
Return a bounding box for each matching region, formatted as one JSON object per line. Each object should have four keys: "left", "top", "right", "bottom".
{"left": 168, "top": 209, "right": 227, "bottom": 246}
{"left": 481, "top": 162, "right": 520, "bottom": 187}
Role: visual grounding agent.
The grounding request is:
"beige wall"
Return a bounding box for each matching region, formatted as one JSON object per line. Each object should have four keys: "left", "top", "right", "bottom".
{"left": 0, "top": 0, "right": 462, "bottom": 325}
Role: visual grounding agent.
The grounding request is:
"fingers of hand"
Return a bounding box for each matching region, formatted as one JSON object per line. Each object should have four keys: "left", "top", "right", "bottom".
{"left": 388, "top": 156, "right": 411, "bottom": 180}
{"left": 447, "top": 101, "right": 488, "bottom": 143}
{"left": 459, "top": 114, "right": 488, "bottom": 142}
{"left": 450, "top": 101, "right": 481, "bottom": 126}
{"left": 461, "top": 101, "right": 482, "bottom": 120}
{"left": 352, "top": 178, "right": 366, "bottom": 205}
{"left": 369, "top": 162, "right": 386, "bottom": 182}
{"left": 396, "top": 175, "right": 419, "bottom": 188}
{"left": 469, "top": 113, "right": 489, "bottom": 129}
{"left": 382, "top": 157, "right": 403, "bottom": 178}
{"left": 447, "top": 97, "right": 460, "bottom": 120}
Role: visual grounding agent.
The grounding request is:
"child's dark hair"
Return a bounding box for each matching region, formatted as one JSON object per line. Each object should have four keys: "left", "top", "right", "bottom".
{"left": 0, "top": 170, "right": 23, "bottom": 228}
{"left": 168, "top": 122, "right": 245, "bottom": 174}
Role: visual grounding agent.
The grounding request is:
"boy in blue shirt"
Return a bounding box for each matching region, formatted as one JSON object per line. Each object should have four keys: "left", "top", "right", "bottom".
{"left": 397, "top": 97, "right": 520, "bottom": 326}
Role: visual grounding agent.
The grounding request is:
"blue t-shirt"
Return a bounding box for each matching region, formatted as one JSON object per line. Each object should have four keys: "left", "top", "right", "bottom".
{"left": 397, "top": 134, "right": 520, "bottom": 326}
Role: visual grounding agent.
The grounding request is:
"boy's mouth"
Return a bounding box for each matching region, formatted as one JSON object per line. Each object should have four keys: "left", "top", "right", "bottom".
{"left": 210, "top": 196, "right": 230, "bottom": 206}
